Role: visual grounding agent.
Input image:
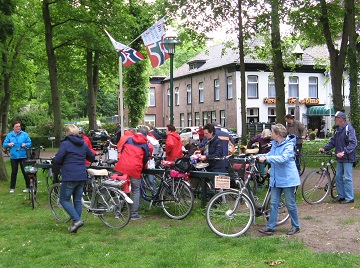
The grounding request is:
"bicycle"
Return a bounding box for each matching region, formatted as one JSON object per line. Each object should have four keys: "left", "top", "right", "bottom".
{"left": 206, "top": 155, "right": 290, "bottom": 237}
{"left": 295, "top": 147, "right": 306, "bottom": 176}
{"left": 140, "top": 158, "right": 195, "bottom": 219}
{"left": 49, "top": 168, "right": 133, "bottom": 229}
{"left": 18, "top": 146, "right": 45, "bottom": 208}
{"left": 301, "top": 151, "right": 337, "bottom": 204}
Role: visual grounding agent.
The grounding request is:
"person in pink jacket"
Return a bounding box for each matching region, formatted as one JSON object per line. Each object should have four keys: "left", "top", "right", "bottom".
{"left": 165, "top": 124, "right": 183, "bottom": 162}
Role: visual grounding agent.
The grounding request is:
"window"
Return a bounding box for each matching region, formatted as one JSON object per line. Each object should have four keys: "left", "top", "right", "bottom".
{"left": 268, "top": 77, "right": 276, "bottom": 98}
{"left": 195, "top": 112, "right": 200, "bottom": 126}
{"left": 211, "top": 111, "right": 216, "bottom": 123}
{"left": 167, "top": 88, "right": 170, "bottom": 107}
{"left": 288, "top": 107, "right": 295, "bottom": 116}
{"left": 227, "top": 77, "right": 233, "bottom": 99}
{"left": 199, "top": 82, "right": 204, "bottom": 103}
{"left": 187, "top": 113, "right": 192, "bottom": 126}
{"left": 308, "top": 77, "right": 318, "bottom": 98}
{"left": 214, "top": 79, "right": 220, "bottom": 101}
{"left": 202, "top": 111, "right": 209, "bottom": 126}
{"left": 144, "top": 115, "right": 155, "bottom": 126}
{"left": 187, "top": 84, "right": 192, "bottom": 104}
{"left": 180, "top": 113, "right": 185, "bottom": 128}
{"left": 175, "top": 87, "right": 179, "bottom": 106}
{"left": 268, "top": 108, "right": 276, "bottom": 123}
{"left": 247, "top": 108, "right": 259, "bottom": 123}
{"left": 289, "top": 76, "right": 299, "bottom": 97}
{"left": 247, "top": 75, "right": 258, "bottom": 99}
{"left": 220, "top": 110, "right": 226, "bottom": 127}
{"left": 148, "top": 87, "right": 155, "bottom": 106}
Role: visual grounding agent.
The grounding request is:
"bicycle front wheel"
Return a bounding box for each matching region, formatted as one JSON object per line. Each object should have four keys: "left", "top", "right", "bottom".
{"left": 263, "top": 191, "right": 290, "bottom": 225}
{"left": 206, "top": 190, "right": 254, "bottom": 237}
{"left": 302, "top": 170, "right": 331, "bottom": 204}
{"left": 94, "top": 187, "right": 131, "bottom": 229}
{"left": 160, "top": 179, "right": 194, "bottom": 220}
{"left": 49, "top": 183, "right": 71, "bottom": 222}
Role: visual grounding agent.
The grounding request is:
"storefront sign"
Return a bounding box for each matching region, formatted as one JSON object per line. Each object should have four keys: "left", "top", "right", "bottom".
{"left": 288, "top": 98, "right": 320, "bottom": 105}
{"left": 264, "top": 97, "right": 276, "bottom": 104}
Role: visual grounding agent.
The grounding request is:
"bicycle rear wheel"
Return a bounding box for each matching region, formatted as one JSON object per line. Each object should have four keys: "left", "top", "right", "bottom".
{"left": 160, "top": 179, "right": 194, "bottom": 220}
{"left": 206, "top": 189, "right": 254, "bottom": 237}
{"left": 298, "top": 153, "right": 305, "bottom": 176}
{"left": 30, "top": 182, "right": 36, "bottom": 209}
{"left": 49, "top": 183, "right": 71, "bottom": 222}
{"left": 302, "top": 170, "right": 331, "bottom": 204}
{"left": 264, "top": 191, "right": 290, "bottom": 225}
{"left": 330, "top": 178, "right": 338, "bottom": 199}
{"left": 94, "top": 187, "right": 131, "bottom": 229}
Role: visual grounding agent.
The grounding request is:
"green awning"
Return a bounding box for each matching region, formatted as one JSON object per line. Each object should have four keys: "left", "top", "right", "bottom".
{"left": 306, "top": 106, "right": 334, "bottom": 116}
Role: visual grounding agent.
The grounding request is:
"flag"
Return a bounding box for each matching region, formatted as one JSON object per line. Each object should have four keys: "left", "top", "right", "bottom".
{"left": 141, "top": 18, "right": 169, "bottom": 68}
{"left": 104, "top": 29, "right": 144, "bottom": 67}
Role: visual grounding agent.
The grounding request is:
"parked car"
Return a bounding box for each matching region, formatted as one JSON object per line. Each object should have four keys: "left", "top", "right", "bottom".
{"left": 179, "top": 127, "right": 199, "bottom": 140}
{"left": 88, "top": 129, "right": 110, "bottom": 149}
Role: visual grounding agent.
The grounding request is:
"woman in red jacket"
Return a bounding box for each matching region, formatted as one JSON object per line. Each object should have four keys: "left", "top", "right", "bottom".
{"left": 165, "top": 124, "right": 183, "bottom": 162}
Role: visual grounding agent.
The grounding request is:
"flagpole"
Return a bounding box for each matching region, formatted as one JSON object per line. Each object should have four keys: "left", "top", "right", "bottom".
{"left": 119, "top": 56, "right": 124, "bottom": 136}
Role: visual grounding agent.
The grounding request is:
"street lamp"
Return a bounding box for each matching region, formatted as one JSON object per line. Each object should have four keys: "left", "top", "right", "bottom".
{"left": 163, "top": 33, "right": 182, "bottom": 125}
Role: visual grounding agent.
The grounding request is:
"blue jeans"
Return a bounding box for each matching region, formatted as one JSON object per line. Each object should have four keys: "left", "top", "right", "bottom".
{"left": 335, "top": 162, "right": 354, "bottom": 201}
{"left": 268, "top": 186, "right": 300, "bottom": 230}
{"left": 60, "top": 181, "right": 86, "bottom": 224}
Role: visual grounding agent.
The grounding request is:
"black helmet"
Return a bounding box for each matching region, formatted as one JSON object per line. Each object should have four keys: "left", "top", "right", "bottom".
{"left": 78, "top": 126, "right": 84, "bottom": 134}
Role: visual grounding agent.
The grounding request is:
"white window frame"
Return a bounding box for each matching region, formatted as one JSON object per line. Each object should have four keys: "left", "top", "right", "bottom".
{"left": 180, "top": 113, "right": 185, "bottom": 128}
{"left": 308, "top": 77, "right": 318, "bottom": 98}
{"left": 148, "top": 87, "right": 155, "bottom": 107}
{"left": 144, "top": 114, "right": 155, "bottom": 126}
{"left": 199, "top": 82, "right": 204, "bottom": 103}
{"left": 214, "top": 79, "right": 220, "bottom": 101}
{"left": 247, "top": 75, "right": 258, "bottom": 99}
{"left": 247, "top": 108, "right": 259, "bottom": 123}
{"left": 175, "top": 87, "right": 179, "bottom": 106}
{"left": 187, "top": 84, "right": 192, "bottom": 104}
{"left": 268, "top": 77, "right": 276, "bottom": 98}
{"left": 187, "top": 113, "right": 192, "bottom": 127}
{"left": 167, "top": 88, "right": 170, "bottom": 107}
{"left": 289, "top": 76, "right": 299, "bottom": 97}
{"left": 195, "top": 112, "right": 200, "bottom": 126}
{"left": 227, "top": 77, "right": 233, "bottom": 99}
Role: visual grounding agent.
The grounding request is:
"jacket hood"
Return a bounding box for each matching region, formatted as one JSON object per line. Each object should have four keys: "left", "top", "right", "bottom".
{"left": 132, "top": 133, "right": 148, "bottom": 144}
{"left": 168, "top": 132, "right": 181, "bottom": 140}
{"left": 65, "top": 134, "right": 85, "bottom": 146}
{"left": 124, "top": 130, "right": 134, "bottom": 136}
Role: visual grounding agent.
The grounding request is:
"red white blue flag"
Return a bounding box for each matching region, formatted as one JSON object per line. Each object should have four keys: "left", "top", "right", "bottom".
{"left": 141, "top": 18, "right": 169, "bottom": 68}
{"left": 104, "top": 29, "right": 144, "bottom": 67}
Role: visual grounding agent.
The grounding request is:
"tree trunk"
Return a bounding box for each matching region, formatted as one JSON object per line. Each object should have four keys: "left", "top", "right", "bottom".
{"left": 86, "top": 49, "right": 97, "bottom": 130}
{"left": 346, "top": 0, "right": 360, "bottom": 141}
{"left": 238, "top": 0, "right": 247, "bottom": 145}
{"left": 270, "top": 0, "right": 286, "bottom": 125}
{"left": 0, "top": 133, "right": 8, "bottom": 181}
{"left": 1, "top": 51, "right": 11, "bottom": 135}
{"left": 42, "top": 0, "right": 62, "bottom": 146}
{"left": 319, "top": 0, "right": 349, "bottom": 112}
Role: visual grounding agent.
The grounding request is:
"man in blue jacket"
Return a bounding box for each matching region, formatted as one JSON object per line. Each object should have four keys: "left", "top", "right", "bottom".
{"left": 3, "top": 120, "right": 32, "bottom": 193}
{"left": 320, "top": 111, "right": 358, "bottom": 204}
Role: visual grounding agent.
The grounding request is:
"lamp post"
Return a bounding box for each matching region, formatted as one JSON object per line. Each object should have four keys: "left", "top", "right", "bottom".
{"left": 163, "top": 35, "right": 182, "bottom": 125}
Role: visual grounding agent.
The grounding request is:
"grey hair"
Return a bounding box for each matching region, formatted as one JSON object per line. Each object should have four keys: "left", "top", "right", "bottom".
{"left": 271, "top": 124, "right": 287, "bottom": 138}
{"left": 138, "top": 126, "right": 149, "bottom": 136}
{"left": 65, "top": 124, "right": 79, "bottom": 136}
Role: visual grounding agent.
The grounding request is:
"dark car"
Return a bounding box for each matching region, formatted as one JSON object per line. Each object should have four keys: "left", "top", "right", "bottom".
{"left": 88, "top": 129, "right": 110, "bottom": 149}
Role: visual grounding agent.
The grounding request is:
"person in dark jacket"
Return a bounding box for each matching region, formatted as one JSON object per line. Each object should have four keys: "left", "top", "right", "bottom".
{"left": 320, "top": 111, "right": 358, "bottom": 204}
{"left": 196, "top": 123, "right": 226, "bottom": 173}
{"left": 53, "top": 124, "right": 95, "bottom": 233}
{"left": 3, "top": 120, "right": 32, "bottom": 193}
{"left": 114, "top": 126, "right": 151, "bottom": 220}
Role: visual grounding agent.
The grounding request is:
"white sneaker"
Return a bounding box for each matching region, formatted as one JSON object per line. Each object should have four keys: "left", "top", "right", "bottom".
{"left": 10, "top": 189, "right": 15, "bottom": 193}
{"left": 23, "top": 188, "right": 30, "bottom": 193}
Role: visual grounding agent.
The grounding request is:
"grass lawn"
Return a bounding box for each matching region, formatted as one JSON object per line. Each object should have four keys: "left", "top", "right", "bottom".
{"left": 1, "top": 148, "right": 360, "bottom": 267}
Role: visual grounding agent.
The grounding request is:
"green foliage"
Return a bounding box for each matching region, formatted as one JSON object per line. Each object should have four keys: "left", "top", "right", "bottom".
{"left": 309, "top": 132, "right": 316, "bottom": 140}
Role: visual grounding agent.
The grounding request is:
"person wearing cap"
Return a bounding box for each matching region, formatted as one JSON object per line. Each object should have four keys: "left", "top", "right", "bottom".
{"left": 319, "top": 111, "right": 357, "bottom": 204}
{"left": 284, "top": 114, "right": 307, "bottom": 152}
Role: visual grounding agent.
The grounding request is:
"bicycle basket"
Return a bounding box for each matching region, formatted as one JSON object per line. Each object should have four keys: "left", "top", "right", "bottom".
{"left": 228, "top": 158, "right": 247, "bottom": 178}
{"left": 174, "top": 157, "right": 192, "bottom": 173}
{"left": 23, "top": 160, "right": 37, "bottom": 174}
{"left": 26, "top": 147, "right": 40, "bottom": 160}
